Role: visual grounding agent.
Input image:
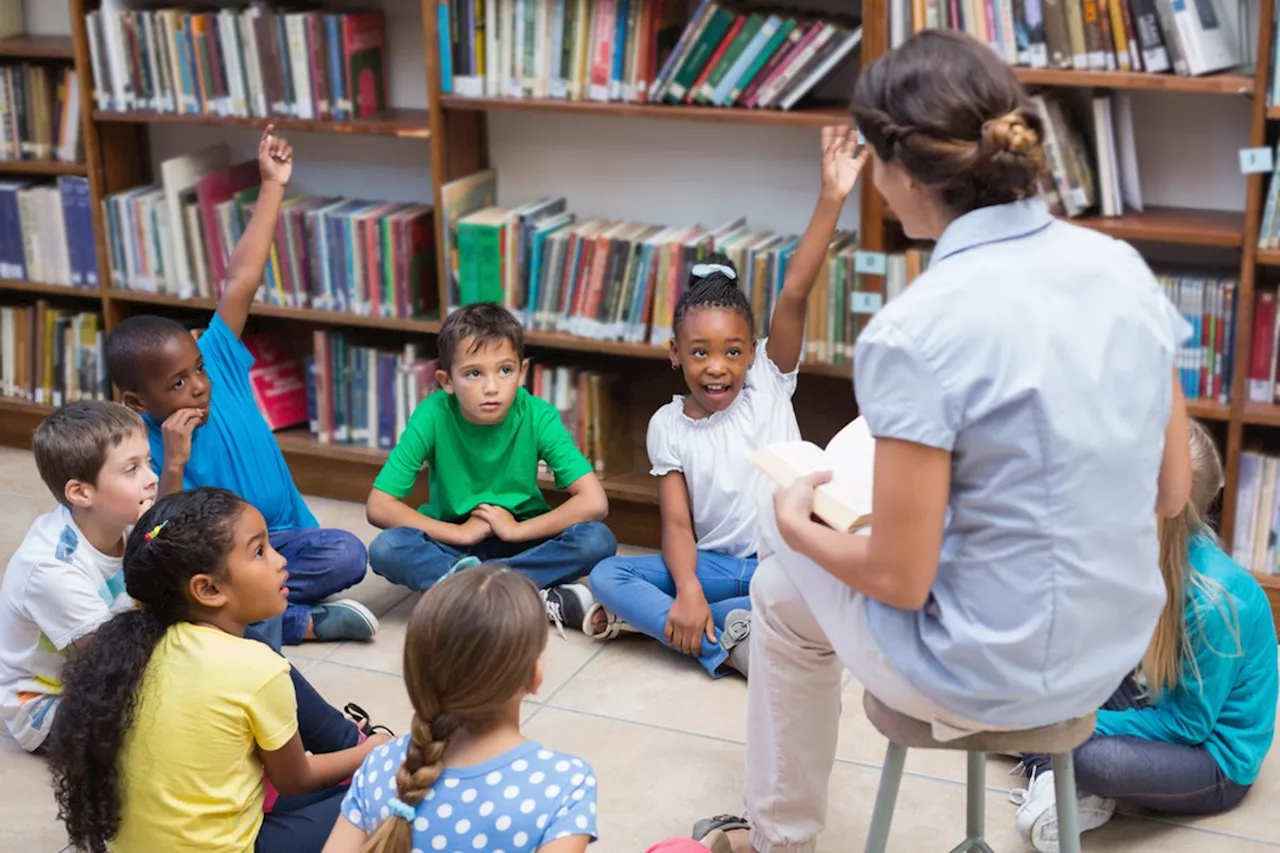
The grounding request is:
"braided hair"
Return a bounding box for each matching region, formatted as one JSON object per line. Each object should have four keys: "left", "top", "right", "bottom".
{"left": 671, "top": 252, "right": 755, "bottom": 339}
{"left": 47, "top": 488, "right": 248, "bottom": 853}
{"left": 363, "top": 566, "right": 548, "bottom": 853}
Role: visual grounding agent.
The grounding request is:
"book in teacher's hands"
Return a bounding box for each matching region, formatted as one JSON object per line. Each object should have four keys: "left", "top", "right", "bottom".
{"left": 749, "top": 416, "right": 875, "bottom": 533}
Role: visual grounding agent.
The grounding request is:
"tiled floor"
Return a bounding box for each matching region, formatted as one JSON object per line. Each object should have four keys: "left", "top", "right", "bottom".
{"left": 1, "top": 445, "right": 1277, "bottom": 852}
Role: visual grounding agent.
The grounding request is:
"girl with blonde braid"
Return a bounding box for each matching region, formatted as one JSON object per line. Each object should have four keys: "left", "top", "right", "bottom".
{"left": 323, "top": 566, "right": 598, "bottom": 853}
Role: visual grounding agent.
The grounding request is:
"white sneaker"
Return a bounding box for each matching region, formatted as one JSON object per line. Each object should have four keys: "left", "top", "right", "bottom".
{"left": 1010, "top": 770, "right": 1115, "bottom": 852}
{"left": 582, "top": 600, "right": 638, "bottom": 640}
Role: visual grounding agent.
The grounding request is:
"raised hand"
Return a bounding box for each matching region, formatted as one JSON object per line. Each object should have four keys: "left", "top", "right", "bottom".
{"left": 258, "top": 123, "right": 293, "bottom": 187}
{"left": 820, "top": 124, "right": 869, "bottom": 203}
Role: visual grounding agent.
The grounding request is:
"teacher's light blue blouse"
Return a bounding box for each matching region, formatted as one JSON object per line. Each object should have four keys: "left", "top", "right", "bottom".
{"left": 856, "top": 197, "right": 1190, "bottom": 729}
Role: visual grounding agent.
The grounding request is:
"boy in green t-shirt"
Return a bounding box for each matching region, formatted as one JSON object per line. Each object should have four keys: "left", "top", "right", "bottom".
{"left": 366, "top": 304, "right": 618, "bottom": 621}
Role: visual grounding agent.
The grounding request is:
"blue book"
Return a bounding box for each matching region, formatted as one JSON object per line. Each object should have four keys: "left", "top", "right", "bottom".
{"left": 611, "top": 0, "right": 630, "bottom": 95}
{"left": 304, "top": 357, "right": 319, "bottom": 437}
{"left": 57, "top": 178, "right": 84, "bottom": 288}
{"left": 438, "top": 2, "right": 453, "bottom": 95}
{"left": 5, "top": 184, "right": 28, "bottom": 280}
{"left": 349, "top": 347, "right": 368, "bottom": 446}
{"left": 74, "top": 177, "right": 97, "bottom": 287}
{"left": 376, "top": 352, "right": 398, "bottom": 449}
{"left": 179, "top": 17, "right": 200, "bottom": 113}
{"left": 325, "top": 15, "right": 348, "bottom": 118}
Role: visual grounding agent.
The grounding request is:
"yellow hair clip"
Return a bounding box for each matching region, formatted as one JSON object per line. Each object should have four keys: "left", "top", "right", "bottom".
{"left": 144, "top": 520, "right": 168, "bottom": 542}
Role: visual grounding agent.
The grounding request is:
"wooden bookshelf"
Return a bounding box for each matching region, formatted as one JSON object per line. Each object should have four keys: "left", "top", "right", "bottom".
{"left": 1014, "top": 67, "right": 1253, "bottom": 96}
{"left": 885, "top": 204, "right": 1243, "bottom": 246}
{"left": 1257, "top": 248, "right": 1280, "bottom": 267}
{"left": 438, "top": 94, "right": 850, "bottom": 127}
{"left": 93, "top": 108, "right": 433, "bottom": 139}
{"left": 0, "top": 159, "right": 87, "bottom": 176}
{"left": 0, "top": 278, "right": 100, "bottom": 298}
{"left": 0, "top": 35, "right": 74, "bottom": 60}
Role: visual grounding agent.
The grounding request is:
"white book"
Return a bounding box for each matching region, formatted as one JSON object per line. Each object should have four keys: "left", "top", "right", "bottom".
{"left": 750, "top": 417, "right": 876, "bottom": 533}
{"left": 85, "top": 13, "right": 111, "bottom": 112}
{"left": 778, "top": 28, "right": 863, "bottom": 112}
{"left": 1172, "top": 0, "right": 1238, "bottom": 76}
{"left": 285, "top": 14, "right": 313, "bottom": 119}
{"left": 161, "top": 144, "right": 231, "bottom": 297}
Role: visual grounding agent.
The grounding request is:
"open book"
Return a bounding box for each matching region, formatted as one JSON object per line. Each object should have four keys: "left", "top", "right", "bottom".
{"left": 749, "top": 417, "right": 875, "bottom": 533}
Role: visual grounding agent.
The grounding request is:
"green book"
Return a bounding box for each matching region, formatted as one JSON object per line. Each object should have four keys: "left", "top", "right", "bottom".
{"left": 728, "top": 18, "right": 797, "bottom": 105}
{"left": 694, "top": 14, "right": 764, "bottom": 104}
{"left": 664, "top": 4, "right": 735, "bottom": 103}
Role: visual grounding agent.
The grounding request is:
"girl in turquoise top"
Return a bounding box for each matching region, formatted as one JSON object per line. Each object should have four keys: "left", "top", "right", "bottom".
{"left": 1013, "top": 420, "right": 1278, "bottom": 850}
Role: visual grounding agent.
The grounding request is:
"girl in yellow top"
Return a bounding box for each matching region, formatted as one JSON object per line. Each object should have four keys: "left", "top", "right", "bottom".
{"left": 47, "top": 488, "right": 389, "bottom": 853}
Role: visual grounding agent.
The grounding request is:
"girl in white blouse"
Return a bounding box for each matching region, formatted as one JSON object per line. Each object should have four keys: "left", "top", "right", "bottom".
{"left": 583, "top": 125, "right": 867, "bottom": 677}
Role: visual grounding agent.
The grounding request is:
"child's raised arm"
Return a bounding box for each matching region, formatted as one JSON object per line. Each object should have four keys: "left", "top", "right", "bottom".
{"left": 217, "top": 124, "right": 292, "bottom": 338}
{"left": 766, "top": 126, "right": 868, "bottom": 373}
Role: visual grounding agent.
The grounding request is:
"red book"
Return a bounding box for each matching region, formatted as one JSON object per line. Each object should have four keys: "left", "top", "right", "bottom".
{"left": 1249, "top": 290, "right": 1275, "bottom": 403}
{"left": 243, "top": 332, "right": 309, "bottom": 430}
{"left": 588, "top": 0, "right": 618, "bottom": 99}
{"left": 341, "top": 12, "right": 387, "bottom": 118}
{"left": 686, "top": 16, "right": 744, "bottom": 104}
{"left": 196, "top": 160, "right": 260, "bottom": 287}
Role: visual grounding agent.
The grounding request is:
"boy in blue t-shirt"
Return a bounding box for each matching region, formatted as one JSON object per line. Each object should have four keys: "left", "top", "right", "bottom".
{"left": 104, "top": 125, "right": 374, "bottom": 646}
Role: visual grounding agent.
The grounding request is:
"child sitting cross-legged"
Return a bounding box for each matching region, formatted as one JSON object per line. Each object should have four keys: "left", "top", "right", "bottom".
{"left": 365, "top": 303, "right": 617, "bottom": 620}
{"left": 585, "top": 125, "right": 866, "bottom": 677}
{"left": 47, "top": 487, "right": 392, "bottom": 853}
{"left": 104, "top": 124, "right": 374, "bottom": 646}
{"left": 322, "top": 565, "right": 598, "bottom": 853}
{"left": 1011, "top": 419, "right": 1278, "bottom": 850}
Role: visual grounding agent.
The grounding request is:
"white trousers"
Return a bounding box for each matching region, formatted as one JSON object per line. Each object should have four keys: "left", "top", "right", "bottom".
{"left": 744, "top": 553, "right": 991, "bottom": 853}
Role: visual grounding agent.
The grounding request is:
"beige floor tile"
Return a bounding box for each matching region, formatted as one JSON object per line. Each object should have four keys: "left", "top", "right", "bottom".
{"left": 0, "top": 493, "right": 56, "bottom": 581}
{"left": 325, "top": 594, "right": 417, "bottom": 676}
{"left": 304, "top": 660, "right": 417, "bottom": 735}
{"left": 0, "top": 736, "right": 69, "bottom": 853}
{"left": 549, "top": 636, "right": 750, "bottom": 741}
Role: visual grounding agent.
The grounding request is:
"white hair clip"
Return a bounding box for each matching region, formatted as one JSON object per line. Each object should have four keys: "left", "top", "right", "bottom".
{"left": 691, "top": 262, "right": 737, "bottom": 281}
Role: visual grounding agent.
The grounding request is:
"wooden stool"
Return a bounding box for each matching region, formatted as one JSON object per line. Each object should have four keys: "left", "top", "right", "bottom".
{"left": 861, "top": 693, "right": 1095, "bottom": 853}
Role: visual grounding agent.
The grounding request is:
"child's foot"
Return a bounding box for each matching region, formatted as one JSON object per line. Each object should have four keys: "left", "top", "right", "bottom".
{"left": 583, "top": 600, "right": 637, "bottom": 640}
{"left": 1011, "top": 770, "right": 1115, "bottom": 852}
{"left": 541, "top": 584, "right": 594, "bottom": 639}
{"left": 309, "top": 600, "right": 379, "bottom": 642}
{"left": 693, "top": 815, "right": 751, "bottom": 853}
{"left": 449, "top": 555, "right": 481, "bottom": 575}
{"left": 720, "top": 610, "right": 751, "bottom": 676}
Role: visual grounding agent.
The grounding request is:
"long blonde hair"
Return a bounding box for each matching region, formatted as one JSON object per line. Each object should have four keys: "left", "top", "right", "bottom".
{"left": 363, "top": 567, "right": 548, "bottom": 853}
{"left": 1144, "top": 420, "right": 1239, "bottom": 697}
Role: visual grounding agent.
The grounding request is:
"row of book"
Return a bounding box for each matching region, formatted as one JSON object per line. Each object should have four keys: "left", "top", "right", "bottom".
{"left": 896, "top": 0, "right": 1244, "bottom": 77}
{"left": 442, "top": 0, "right": 861, "bottom": 111}
{"left": 0, "top": 176, "right": 98, "bottom": 289}
{"left": 1233, "top": 449, "right": 1280, "bottom": 575}
{"left": 0, "top": 304, "right": 107, "bottom": 406}
{"left": 84, "top": 7, "right": 388, "bottom": 121}
{"left": 0, "top": 64, "right": 82, "bottom": 165}
{"left": 101, "top": 145, "right": 437, "bottom": 318}
{"left": 1163, "top": 274, "right": 1236, "bottom": 405}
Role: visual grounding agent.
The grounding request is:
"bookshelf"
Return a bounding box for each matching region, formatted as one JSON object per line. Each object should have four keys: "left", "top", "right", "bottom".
{"left": 0, "top": 0, "right": 1274, "bottom": 624}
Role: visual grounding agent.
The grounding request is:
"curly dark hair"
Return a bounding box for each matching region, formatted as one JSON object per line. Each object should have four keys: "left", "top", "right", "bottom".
{"left": 672, "top": 252, "right": 755, "bottom": 338}
{"left": 47, "top": 487, "right": 247, "bottom": 853}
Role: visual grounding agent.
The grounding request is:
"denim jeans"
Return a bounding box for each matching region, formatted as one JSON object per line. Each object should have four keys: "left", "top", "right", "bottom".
{"left": 589, "top": 550, "right": 757, "bottom": 677}
{"left": 255, "top": 785, "right": 348, "bottom": 853}
{"left": 367, "top": 521, "right": 617, "bottom": 591}
{"left": 1022, "top": 676, "right": 1252, "bottom": 814}
{"left": 266, "top": 528, "right": 369, "bottom": 645}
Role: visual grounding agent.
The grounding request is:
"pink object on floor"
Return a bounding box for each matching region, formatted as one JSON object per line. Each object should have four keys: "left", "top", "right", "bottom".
{"left": 645, "top": 840, "right": 709, "bottom": 852}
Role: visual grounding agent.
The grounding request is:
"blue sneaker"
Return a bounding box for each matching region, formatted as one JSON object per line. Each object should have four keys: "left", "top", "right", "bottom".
{"left": 448, "top": 555, "right": 482, "bottom": 575}
{"left": 310, "top": 600, "right": 379, "bottom": 641}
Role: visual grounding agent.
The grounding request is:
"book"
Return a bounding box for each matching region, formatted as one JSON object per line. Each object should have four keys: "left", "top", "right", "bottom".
{"left": 0, "top": 304, "right": 107, "bottom": 405}
{"left": 85, "top": 7, "right": 389, "bottom": 120}
{"left": 749, "top": 417, "right": 876, "bottom": 533}
{"left": 243, "top": 331, "right": 309, "bottom": 430}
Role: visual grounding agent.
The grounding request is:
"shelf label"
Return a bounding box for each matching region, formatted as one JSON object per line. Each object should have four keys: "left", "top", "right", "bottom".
{"left": 851, "top": 291, "right": 883, "bottom": 314}
{"left": 854, "top": 250, "right": 887, "bottom": 275}
{"left": 1240, "top": 146, "right": 1274, "bottom": 175}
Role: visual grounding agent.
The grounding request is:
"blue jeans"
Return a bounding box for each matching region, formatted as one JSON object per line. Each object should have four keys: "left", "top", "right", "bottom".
{"left": 589, "top": 551, "right": 757, "bottom": 677}
{"left": 264, "top": 528, "right": 368, "bottom": 645}
{"left": 368, "top": 521, "right": 617, "bottom": 591}
{"left": 1022, "top": 676, "right": 1252, "bottom": 814}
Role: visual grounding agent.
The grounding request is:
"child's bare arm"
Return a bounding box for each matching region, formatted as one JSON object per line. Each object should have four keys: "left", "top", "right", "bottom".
{"left": 321, "top": 818, "right": 366, "bottom": 853}
{"left": 475, "top": 473, "right": 608, "bottom": 542}
{"left": 260, "top": 731, "right": 390, "bottom": 797}
{"left": 217, "top": 124, "right": 292, "bottom": 338}
{"left": 657, "top": 472, "right": 713, "bottom": 656}
{"left": 767, "top": 126, "right": 868, "bottom": 373}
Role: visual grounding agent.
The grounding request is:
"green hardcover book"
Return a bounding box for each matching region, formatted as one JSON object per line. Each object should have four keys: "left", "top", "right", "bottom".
{"left": 664, "top": 4, "right": 735, "bottom": 103}
{"left": 728, "top": 18, "right": 797, "bottom": 105}
{"left": 457, "top": 206, "right": 508, "bottom": 305}
{"left": 694, "top": 13, "right": 764, "bottom": 104}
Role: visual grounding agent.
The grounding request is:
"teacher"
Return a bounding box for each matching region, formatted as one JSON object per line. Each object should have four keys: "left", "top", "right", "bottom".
{"left": 724, "top": 29, "right": 1192, "bottom": 853}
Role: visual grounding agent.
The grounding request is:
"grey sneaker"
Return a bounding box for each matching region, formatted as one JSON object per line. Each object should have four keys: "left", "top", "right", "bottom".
{"left": 720, "top": 609, "right": 751, "bottom": 675}
{"left": 310, "top": 600, "right": 379, "bottom": 641}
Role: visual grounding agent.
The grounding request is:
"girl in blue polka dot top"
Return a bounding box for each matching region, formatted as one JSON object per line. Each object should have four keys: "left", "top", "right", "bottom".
{"left": 322, "top": 566, "right": 598, "bottom": 853}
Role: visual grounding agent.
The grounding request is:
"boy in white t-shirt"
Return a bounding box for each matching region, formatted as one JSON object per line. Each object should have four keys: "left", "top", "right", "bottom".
{"left": 584, "top": 125, "right": 866, "bottom": 678}
{"left": 0, "top": 401, "right": 156, "bottom": 751}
